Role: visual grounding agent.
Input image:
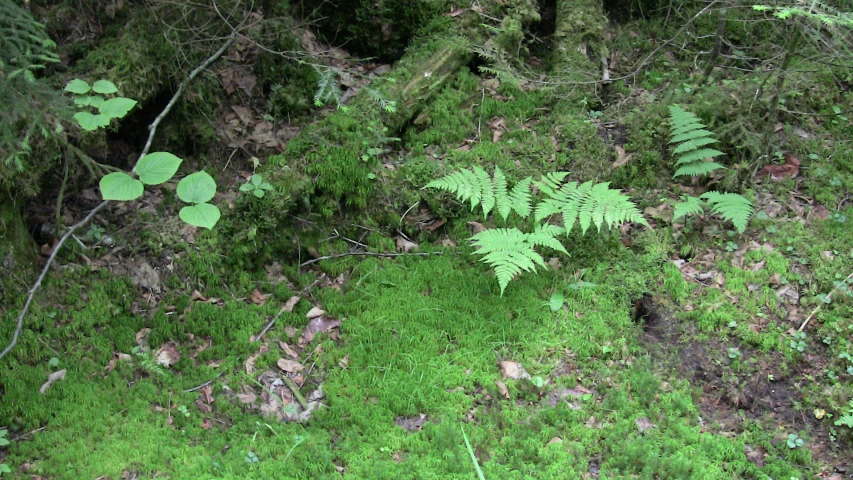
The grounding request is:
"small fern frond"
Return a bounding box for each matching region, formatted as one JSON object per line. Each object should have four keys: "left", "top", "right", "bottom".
{"left": 673, "top": 161, "right": 726, "bottom": 177}
{"left": 700, "top": 191, "right": 753, "bottom": 233}
{"left": 494, "top": 167, "right": 509, "bottom": 220}
{"left": 668, "top": 105, "right": 726, "bottom": 179}
{"left": 471, "top": 228, "right": 545, "bottom": 295}
{"left": 672, "top": 195, "right": 704, "bottom": 220}
{"left": 534, "top": 171, "right": 570, "bottom": 197}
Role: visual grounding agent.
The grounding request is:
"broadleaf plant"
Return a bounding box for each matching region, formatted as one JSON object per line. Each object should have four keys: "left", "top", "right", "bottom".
{"left": 427, "top": 167, "right": 647, "bottom": 294}
{"left": 68, "top": 79, "right": 220, "bottom": 229}
{"left": 669, "top": 105, "right": 754, "bottom": 233}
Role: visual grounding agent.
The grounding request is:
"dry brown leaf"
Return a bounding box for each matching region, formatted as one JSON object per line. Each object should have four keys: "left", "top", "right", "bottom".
{"left": 338, "top": 354, "right": 350, "bottom": 369}
{"left": 245, "top": 342, "right": 268, "bottom": 375}
{"left": 547, "top": 437, "right": 563, "bottom": 445}
{"left": 449, "top": 7, "right": 465, "bottom": 17}
{"left": 301, "top": 316, "right": 341, "bottom": 343}
{"left": 756, "top": 153, "right": 800, "bottom": 180}
{"left": 190, "top": 290, "right": 207, "bottom": 302}
{"left": 395, "top": 413, "right": 428, "bottom": 432}
{"left": 467, "top": 221, "right": 486, "bottom": 234}
{"left": 40, "top": 369, "right": 66, "bottom": 394}
{"left": 135, "top": 328, "right": 151, "bottom": 348}
{"left": 237, "top": 385, "right": 257, "bottom": 405}
{"left": 495, "top": 379, "right": 511, "bottom": 399}
{"left": 499, "top": 360, "right": 531, "bottom": 380}
{"left": 277, "top": 358, "right": 305, "bottom": 373}
{"left": 635, "top": 417, "right": 656, "bottom": 433}
{"left": 306, "top": 306, "right": 325, "bottom": 319}
{"left": 395, "top": 236, "right": 419, "bottom": 252}
{"left": 154, "top": 342, "right": 181, "bottom": 367}
{"left": 612, "top": 145, "right": 632, "bottom": 169}
{"left": 250, "top": 289, "right": 268, "bottom": 306}
{"left": 278, "top": 341, "right": 299, "bottom": 359}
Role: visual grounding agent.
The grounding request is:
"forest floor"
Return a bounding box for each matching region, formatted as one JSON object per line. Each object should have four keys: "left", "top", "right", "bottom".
{"left": 2, "top": 6, "right": 853, "bottom": 480}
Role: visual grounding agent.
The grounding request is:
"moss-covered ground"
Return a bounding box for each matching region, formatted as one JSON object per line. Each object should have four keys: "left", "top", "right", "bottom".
{"left": 3, "top": 2, "right": 853, "bottom": 478}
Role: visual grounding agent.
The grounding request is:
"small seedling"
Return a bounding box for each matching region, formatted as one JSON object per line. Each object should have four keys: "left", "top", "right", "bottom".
{"left": 790, "top": 331, "right": 806, "bottom": 353}
{"left": 240, "top": 174, "right": 274, "bottom": 198}
{"left": 531, "top": 376, "right": 546, "bottom": 388}
{"left": 244, "top": 451, "right": 260, "bottom": 464}
{"left": 48, "top": 357, "right": 60, "bottom": 368}
{"left": 786, "top": 433, "right": 804, "bottom": 449}
{"left": 177, "top": 405, "right": 190, "bottom": 418}
{"left": 548, "top": 291, "right": 565, "bottom": 312}
{"left": 0, "top": 429, "right": 10, "bottom": 476}
{"left": 728, "top": 347, "right": 741, "bottom": 359}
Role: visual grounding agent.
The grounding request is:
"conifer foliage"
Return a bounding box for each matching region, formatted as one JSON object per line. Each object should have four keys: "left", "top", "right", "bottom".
{"left": 427, "top": 167, "right": 647, "bottom": 294}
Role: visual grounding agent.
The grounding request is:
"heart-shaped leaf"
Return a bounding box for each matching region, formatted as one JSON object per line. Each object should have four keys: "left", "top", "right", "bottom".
{"left": 177, "top": 171, "right": 217, "bottom": 204}
{"left": 136, "top": 152, "right": 183, "bottom": 185}
{"left": 98, "top": 97, "right": 138, "bottom": 119}
{"left": 179, "top": 203, "right": 221, "bottom": 229}
{"left": 100, "top": 172, "right": 144, "bottom": 200}
{"left": 92, "top": 79, "right": 119, "bottom": 94}
{"left": 64, "top": 78, "right": 91, "bottom": 94}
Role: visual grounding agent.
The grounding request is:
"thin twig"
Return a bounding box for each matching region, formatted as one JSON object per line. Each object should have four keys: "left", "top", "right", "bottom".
{"left": 183, "top": 372, "right": 224, "bottom": 392}
{"left": 0, "top": 36, "right": 236, "bottom": 362}
{"left": 299, "top": 251, "right": 443, "bottom": 268}
{"left": 798, "top": 271, "right": 853, "bottom": 332}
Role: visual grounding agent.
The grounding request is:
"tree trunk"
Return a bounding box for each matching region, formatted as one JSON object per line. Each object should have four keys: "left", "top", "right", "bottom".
{"left": 552, "top": 0, "right": 608, "bottom": 80}
{"left": 0, "top": 194, "right": 37, "bottom": 275}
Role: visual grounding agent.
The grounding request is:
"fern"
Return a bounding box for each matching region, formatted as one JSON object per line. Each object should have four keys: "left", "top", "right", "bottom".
{"left": 700, "top": 192, "right": 753, "bottom": 233}
{"left": 426, "top": 166, "right": 531, "bottom": 221}
{"left": 427, "top": 167, "right": 647, "bottom": 294}
{"left": 668, "top": 105, "right": 725, "bottom": 178}
{"left": 668, "top": 104, "right": 754, "bottom": 234}
{"left": 534, "top": 180, "right": 650, "bottom": 234}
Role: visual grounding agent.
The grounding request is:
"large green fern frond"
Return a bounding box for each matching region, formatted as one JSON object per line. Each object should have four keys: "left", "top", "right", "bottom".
{"left": 668, "top": 105, "right": 726, "bottom": 179}
{"left": 426, "top": 166, "right": 532, "bottom": 220}
{"left": 700, "top": 191, "right": 753, "bottom": 233}
{"left": 535, "top": 181, "right": 649, "bottom": 234}
{"left": 471, "top": 228, "right": 546, "bottom": 295}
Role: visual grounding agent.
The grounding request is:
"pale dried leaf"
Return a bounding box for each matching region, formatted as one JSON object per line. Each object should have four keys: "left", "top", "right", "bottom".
{"left": 612, "top": 145, "right": 632, "bottom": 169}
{"left": 338, "top": 354, "right": 350, "bottom": 369}
{"left": 306, "top": 306, "right": 325, "bottom": 319}
{"left": 245, "top": 343, "right": 268, "bottom": 375}
{"left": 499, "top": 360, "right": 531, "bottom": 380}
{"left": 277, "top": 358, "right": 305, "bottom": 373}
{"left": 135, "top": 328, "right": 151, "bottom": 348}
{"left": 40, "top": 369, "right": 66, "bottom": 394}
{"left": 302, "top": 316, "right": 341, "bottom": 343}
{"left": 395, "top": 236, "right": 419, "bottom": 253}
{"left": 154, "top": 343, "right": 181, "bottom": 367}
{"left": 495, "top": 379, "right": 510, "bottom": 399}
{"left": 635, "top": 417, "right": 656, "bottom": 433}
{"left": 395, "top": 414, "right": 428, "bottom": 432}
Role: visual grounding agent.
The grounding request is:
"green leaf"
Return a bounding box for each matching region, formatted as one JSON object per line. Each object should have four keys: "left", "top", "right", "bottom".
{"left": 240, "top": 183, "right": 254, "bottom": 192}
{"left": 65, "top": 78, "right": 91, "bottom": 94}
{"left": 92, "top": 79, "right": 119, "bottom": 94}
{"left": 135, "top": 152, "right": 183, "bottom": 185}
{"left": 73, "top": 111, "right": 110, "bottom": 131}
{"left": 98, "top": 97, "right": 138, "bottom": 119}
{"left": 100, "top": 172, "right": 144, "bottom": 200}
{"left": 253, "top": 189, "right": 265, "bottom": 198}
{"left": 179, "top": 203, "right": 221, "bottom": 229}
{"left": 549, "top": 291, "right": 565, "bottom": 312}
{"left": 48, "top": 357, "right": 60, "bottom": 368}
{"left": 251, "top": 174, "right": 263, "bottom": 186}
{"left": 177, "top": 171, "right": 217, "bottom": 204}
{"left": 73, "top": 95, "right": 104, "bottom": 108}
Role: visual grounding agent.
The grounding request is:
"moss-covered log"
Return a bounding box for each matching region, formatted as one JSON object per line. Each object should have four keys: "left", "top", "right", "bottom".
{"left": 256, "top": 36, "right": 471, "bottom": 217}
